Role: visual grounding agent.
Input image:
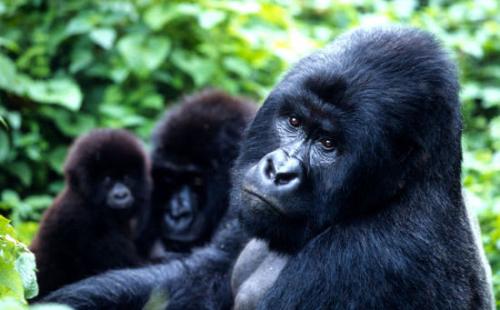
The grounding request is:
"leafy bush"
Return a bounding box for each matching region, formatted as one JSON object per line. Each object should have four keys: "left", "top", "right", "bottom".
{"left": 0, "top": 215, "right": 37, "bottom": 308}
{"left": 0, "top": 0, "right": 498, "bottom": 305}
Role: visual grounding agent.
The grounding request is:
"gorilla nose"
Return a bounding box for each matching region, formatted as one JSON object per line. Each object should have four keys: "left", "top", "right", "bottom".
{"left": 260, "top": 149, "right": 303, "bottom": 190}
{"left": 242, "top": 149, "right": 304, "bottom": 215}
{"left": 113, "top": 187, "right": 130, "bottom": 200}
{"left": 166, "top": 201, "right": 193, "bottom": 232}
{"left": 108, "top": 183, "right": 133, "bottom": 209}
{"left": 169, "top": 200, "right": 192, "bottom": 218}
{"left": 165, "top": 186, "right": 195, "bottom": 232}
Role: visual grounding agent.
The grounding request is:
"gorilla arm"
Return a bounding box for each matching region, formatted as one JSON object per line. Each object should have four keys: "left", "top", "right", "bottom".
{"left": 41, "top": 218, "right": 246, "bottom": 310}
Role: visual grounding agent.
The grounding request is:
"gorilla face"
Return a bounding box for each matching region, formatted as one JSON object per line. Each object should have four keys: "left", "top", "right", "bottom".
{"left": 106, "top": 181, "right": 134, "bottom": 210}
{"left": 144, "top": 90, "right": 256, "bottom": 254}
{"left": 237, "top": 87, "right": 349, "bottom": 253}
{"left": 242, "top": 106, "right": 340, "bottom": 218}
{"left": 152, "top": 162, "right": 211, "bottom": 245}
{"left": 65, "top": 129, "right": 151, "bottom": 217}
{"left": 236, "top": 28, "right": 457, "bottom": 254}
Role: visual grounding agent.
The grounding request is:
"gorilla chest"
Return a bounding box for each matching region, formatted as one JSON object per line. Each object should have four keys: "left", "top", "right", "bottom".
{"left": 231, "top": 239, "right": 289, "bottom": 310}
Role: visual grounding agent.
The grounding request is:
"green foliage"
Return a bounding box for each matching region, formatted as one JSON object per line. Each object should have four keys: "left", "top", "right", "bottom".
{"left": 0, "top": 0, "right": 499, "bottom": 306}
{"left": 0, "top": 215, "right": 37, "bottom": 307}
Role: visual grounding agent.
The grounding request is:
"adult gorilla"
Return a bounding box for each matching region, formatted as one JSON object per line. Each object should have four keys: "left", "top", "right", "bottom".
{"left": 41, "top": 26, "right": 493, "bottom": 309}
{"left": 136, "top": 90, "right": 256, "bottom": 258}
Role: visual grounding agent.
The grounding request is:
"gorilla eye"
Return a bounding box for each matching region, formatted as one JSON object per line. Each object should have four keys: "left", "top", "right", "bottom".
{"left": 320, "top": 138, "right": 335, "bottom": 151}
{"left": 288, "top": 116, "right": 302, "bottom": 127}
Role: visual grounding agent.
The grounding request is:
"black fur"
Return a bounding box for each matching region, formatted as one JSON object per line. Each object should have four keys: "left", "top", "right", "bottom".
{"left": 136, "top": 89, "right": 256, "bottom": 257}
{"left": 40, "top": 26, "right": 493, "bottom": 309}
{"left": 30, "top": 129, "right": 151, "bottom": 298}
{"left": 40, "top": 92, "right": 256, "bottom": 308}
{"left": 234, "top": 26, "right": 493, "bottom": 308}
{"left": 41, "top": 215, "right": 247, "bottom": 309}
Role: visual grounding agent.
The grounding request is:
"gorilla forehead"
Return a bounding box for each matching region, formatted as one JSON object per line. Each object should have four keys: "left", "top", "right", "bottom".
{"left": 269, "top": 26, "right": 460, "bottom": 144}
{"left": 152, "top": 89, "right": 255, "bottom": 167}
{"left": 237, "top": 26, "right": 462, "bottom": 184}
{"left": 64, "top": 129, "right": 147, "bottom": 176}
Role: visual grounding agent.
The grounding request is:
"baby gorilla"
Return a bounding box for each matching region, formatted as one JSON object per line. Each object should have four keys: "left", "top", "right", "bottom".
{"left": 30, "top": 129, "right": 151, "bottom": 298}
{"left": 137, "top": 90, "right": 256, "bottom": 257}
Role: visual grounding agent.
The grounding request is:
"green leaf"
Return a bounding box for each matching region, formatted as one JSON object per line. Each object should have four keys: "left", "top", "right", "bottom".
{"left": 48, "top": 147, "right": 67, "bottom": 174}
{"left": 142, "top": 94, "right": 164, "bottom": 109}
{"left": 89, "top": 28, "right": 116, "bottom": 50}
{"left": 0, "top": 217, "right": 24, "bottom": 302}
{"left": 27, "top": 79, "right": 83, "bottom": 111}
{"left": 223, "top": 57, "right": 252, "bottom": 77}
{"left": 12, "top": 222, "right": 39, "bottom": 246}
{"left": 0, "top": 117, "right": 7, "bottom": 129}
{"left": 24, "top": 196, "right": 52, "bottom": 211}
{"left": 5, "top": 162, "right": 31, "bottom": 187}
{"left": 490, "top": 117, "right": 500, "bottom": 140}
{"left": 0, "top": 298, "right": 27, "bottom": 310}
{"left": 69, "top": 49, "right": 93, "bottom": 74}
{"left": 143, "top": 3, "right": 176, "bottom": 30}
{"left": 198, "top": 11, "right": 226, "bottom": 29}
{"left": 0, "top": 215, "right": 16, "bottom": 241}
{"left": 117, "top": 34, "right": 170, "bottom": 77}
{"left": 171, "top": 51, "right": 215, "bottom": 86}
{"left": 482, "top": 87, "right": 500, "bottom": 108}
{"left": 0, "top": 37, "right": 20, "bottom": 53}
{"left": 144, "top": 3, "right": 201, "bottom": 30}
{"left": 50, "top": 110, "right": 96, "bottom": 137}
{"left": 14, "top": 252, "right": 37, "bottom": 299}
{"left": 0, "top": 191, "right": 20, "bottom": 210}
{"left": 0, "top": 54, "right": 17, "bottom": 90}
{"left": 6, "top": 112, "right": 21, "bottom": 130}
{"left": 66, "top": 15, "right": 94, "bottom": 36}
{"left": 0, "top": 131, "right": 10, "bottom": 162}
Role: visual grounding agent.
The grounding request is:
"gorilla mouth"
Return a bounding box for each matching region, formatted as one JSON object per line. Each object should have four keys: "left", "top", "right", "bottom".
{"left": 242, "top": 187, "right": 286, "bottom": 216}
{"left": 107, "top": 197, "right": 135, "bottom": 209}
{"left": 165, "top": 213, "right": 193, "bottom": 232}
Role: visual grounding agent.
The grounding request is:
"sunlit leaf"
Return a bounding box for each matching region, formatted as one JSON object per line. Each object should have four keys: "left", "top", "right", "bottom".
{"left": 89, "top": 28, "right": 116, "bottom": 50}
{"left": 117, "top": 34, "right": 170, "bottom": 77}
{"left": 26, "top": 79, "right": 83, "bottom": 111}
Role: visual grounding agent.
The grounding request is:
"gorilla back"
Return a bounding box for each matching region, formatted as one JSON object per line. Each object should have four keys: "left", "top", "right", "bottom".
{"left": 233, "top": 26, "right": 493, "bottom": 308}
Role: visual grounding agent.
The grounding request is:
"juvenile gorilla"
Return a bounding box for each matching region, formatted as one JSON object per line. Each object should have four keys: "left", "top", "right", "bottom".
{"left": 42, "top": 26, "right": 493, "bottom": 309}
{"left": 136, "top": 90, "right": 256, "bottom": 257}
{"left": 30, "top": 129, "right": 151, "bottom": 298}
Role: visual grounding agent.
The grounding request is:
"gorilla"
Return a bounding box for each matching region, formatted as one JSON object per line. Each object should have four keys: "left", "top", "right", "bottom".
{"left": 136, "top": 90, "right": 256, "bottom": 258}
{"left": 30, "top": 129, "right": 151, "bottom": 298}
{"left": 40, "top": 26, "right": 493, "bottom": 309}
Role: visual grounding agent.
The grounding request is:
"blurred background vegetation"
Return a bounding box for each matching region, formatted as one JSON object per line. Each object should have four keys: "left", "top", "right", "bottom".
{"left": 0, "top": 0, "right": 498, "bottom": 307}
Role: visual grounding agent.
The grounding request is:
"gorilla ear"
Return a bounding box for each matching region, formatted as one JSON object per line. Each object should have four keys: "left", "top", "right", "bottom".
{"left": 305, "top": 73, "right": 347, "bottom": 105}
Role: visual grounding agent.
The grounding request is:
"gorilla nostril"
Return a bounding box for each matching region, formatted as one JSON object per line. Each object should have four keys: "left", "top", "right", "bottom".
{"left": 264, "top": 158, "right": 276, "bottom": 179}
{"left": 275, "top": 172, "right": 298, "bottom": 185}
{"left": 169, "top": 208, "right": 192, "bottom": 219}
